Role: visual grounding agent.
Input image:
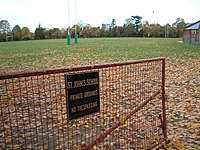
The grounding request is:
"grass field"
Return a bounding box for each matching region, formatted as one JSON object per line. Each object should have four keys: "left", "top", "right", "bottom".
{"left": 0, "top": 38, "right": 199, "bottom": 72}
{"left": 0, "top": 38, "right": 199, "bottom": 149}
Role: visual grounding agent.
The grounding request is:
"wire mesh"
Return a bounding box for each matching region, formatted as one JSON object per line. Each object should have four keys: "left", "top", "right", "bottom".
{"left": 0, "top": 58, "right": 166, "bottom": 149}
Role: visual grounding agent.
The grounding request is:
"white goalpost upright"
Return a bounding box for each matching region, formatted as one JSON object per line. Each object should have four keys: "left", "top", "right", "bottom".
{"left": 67, "top": 0, "right": 78, "bottom": 45}
{"left": 67, "top": 0, "right": 71, "bottom": 45}
{"left": 74, "top": 0, "right": 78, "bottom": 44}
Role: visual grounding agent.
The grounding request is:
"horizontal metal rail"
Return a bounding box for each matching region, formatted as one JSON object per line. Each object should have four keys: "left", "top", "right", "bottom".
{"left": 0, "top": 57, "right": 165, "bottom": 79}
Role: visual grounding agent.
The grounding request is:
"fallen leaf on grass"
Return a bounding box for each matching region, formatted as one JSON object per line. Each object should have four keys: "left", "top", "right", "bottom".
{"left": 188, "top": 123, "right": 200, "bottom": 130}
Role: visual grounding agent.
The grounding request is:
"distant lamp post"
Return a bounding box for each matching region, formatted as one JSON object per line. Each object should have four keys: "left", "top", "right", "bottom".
{"left": 152, "top": 10, "right": 155, "bottom": 24}
{"left": 67, "top": 0, "right": 71, "bottom": 45}
{"left": 165, "top": 24, "right": 169, "bottom": 38}
{"left": 74, "top": 29, "right": 78, "bottom": 44}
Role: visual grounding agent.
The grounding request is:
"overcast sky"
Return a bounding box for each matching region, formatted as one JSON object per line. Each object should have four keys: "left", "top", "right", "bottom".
{"left": 1, "top": 0, "right": 200, "bottom": 32}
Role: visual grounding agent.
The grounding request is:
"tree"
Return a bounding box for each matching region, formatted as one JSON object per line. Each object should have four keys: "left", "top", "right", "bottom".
{"left": 142, "top": 21, "right": 150, "bottom": 37}
{"left": 0, "top": 20, "right": 10, "bottom": 34}
{"left": 168, "top": 27, "right": 177, "bottom": 38}
{"left": 170, "top": 17, "right": 186, "bottom": 37}
{"left": 149, "top": 23, "right": 162, "bottom": 37}
{"left": 176, "top": 21, "right": 186, "bottom": 37}
{"left": 124, "top": 18, "right": 136, "bottom": 36}
{"left": 124, "top": 23, "right": 136, "bottom": 37}
{"left": 71, "top": 25, "right": 81, "bottom": 38}
{"left": 172, "top": 17, "right": 185, "bottom": 27}
{"left": 82, "top": 24, "right": 91, "bottom": 38}
{"left": 12, "top": 25, "right": 21, "bottom": 41}
{"left": 51, "top": 28, "right": 60, "bottom": 39}
{"left": 60, "top": 28, "right": 67, "bottom": 39}
{"left": 0, "top": 20, "right": 11, "bottom": 41}
{"left": 111, "top": 19, "right": 116, "bottom": 28}
{"left": 124, "top": 16, "right": 142, "bottom": 37}
{"left": 44, "top": 28, "right": 53, "bottom": 39}
{"left": 34, "top": 24, "right": 45, "bottom": 40}
{"left": 43, "top": 28, "right": 50, "bottom": 39}
{"left": 109, "top": 19, "right": 117, "bottom": 37}
{"left": 21, "top": 27, "right": 32, "bottom": 40}
{"left": 124, "top": 18, "right": 133, "bottom": 27}
{"left": 78, "top": 19, "right": 85, "bottom": 30}
{"left": 131, "top": 15, "right": 142, "bottom": 33}
{"left": 116, "top": 27, "right": 124, "bottom": 37}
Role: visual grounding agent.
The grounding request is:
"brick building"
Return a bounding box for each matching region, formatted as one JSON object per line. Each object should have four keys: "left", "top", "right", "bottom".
{"left": 183, "top": 20, "right": 200, "bottom": 45}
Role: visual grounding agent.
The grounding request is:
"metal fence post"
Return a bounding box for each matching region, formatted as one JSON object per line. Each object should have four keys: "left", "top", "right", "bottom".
{"left": 162, "top": 58, "right": 167, "bottom": 140}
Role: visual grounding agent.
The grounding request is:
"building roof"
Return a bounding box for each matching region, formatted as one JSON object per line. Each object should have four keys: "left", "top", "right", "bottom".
{"left": 185, "top": 20, "right": 200, "bottom": 30}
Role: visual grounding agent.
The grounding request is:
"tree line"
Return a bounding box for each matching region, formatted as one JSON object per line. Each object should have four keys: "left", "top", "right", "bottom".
{"left": 0, "top": 17, "right": 188, "bottom": 42}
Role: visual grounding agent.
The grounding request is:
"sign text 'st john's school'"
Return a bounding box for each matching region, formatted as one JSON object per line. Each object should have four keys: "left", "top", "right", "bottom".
{"left": 65, "top": 71, "right": 100, "bottom": 121}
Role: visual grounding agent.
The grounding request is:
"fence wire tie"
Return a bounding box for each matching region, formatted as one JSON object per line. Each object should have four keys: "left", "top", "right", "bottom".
{"left": 120, "top": 114, "right": 126, "bottom": 125}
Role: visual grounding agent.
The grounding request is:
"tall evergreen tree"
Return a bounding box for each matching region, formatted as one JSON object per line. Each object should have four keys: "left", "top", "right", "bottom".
{"left": 131, "top": 16, "right": 142, "bottom": 32}
{"left": 34, "top": 24, "right": 45, "bottom": 40}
